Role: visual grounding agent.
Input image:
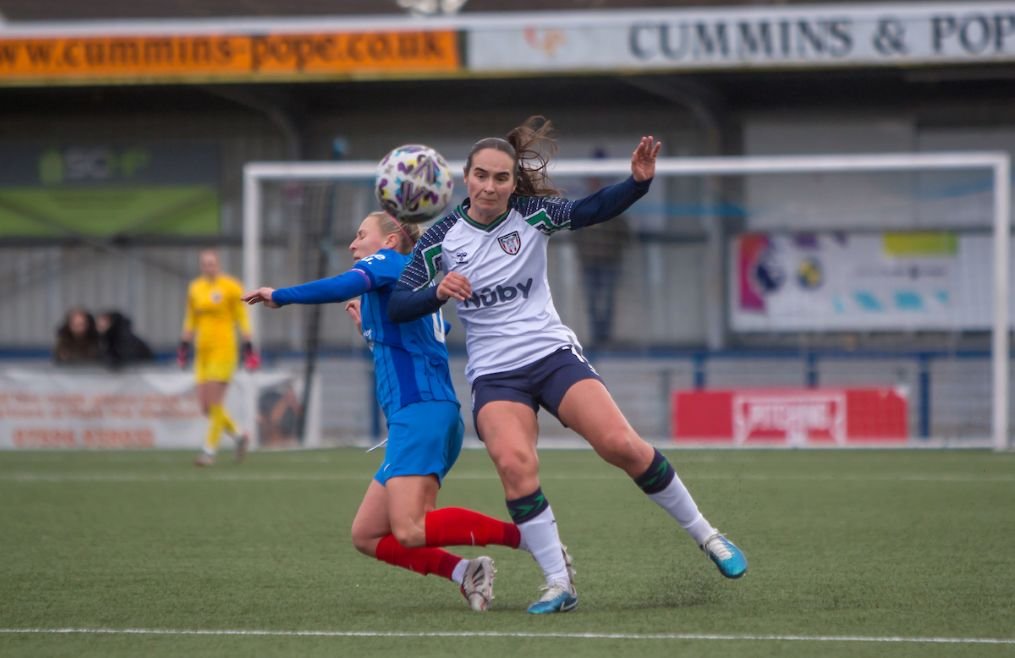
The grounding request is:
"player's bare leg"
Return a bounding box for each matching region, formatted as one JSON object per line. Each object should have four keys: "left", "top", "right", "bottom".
{"left": 479, "top": 401, "right": 577, "bottom": 613}
{"left": 559, "top": 379, "right": 747, "bottom": 578}
{"left": 351, "top": 479, "right": 497, "bottom": 612}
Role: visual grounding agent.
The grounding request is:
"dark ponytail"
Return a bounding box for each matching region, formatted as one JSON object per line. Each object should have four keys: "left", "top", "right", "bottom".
{"left": 465, "top": 115, "right": 562, "bottom": 198}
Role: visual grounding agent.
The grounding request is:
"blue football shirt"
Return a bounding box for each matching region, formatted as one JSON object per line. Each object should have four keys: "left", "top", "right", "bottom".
{"left": 271, "top": 248, "right": 458, "bottom": 419}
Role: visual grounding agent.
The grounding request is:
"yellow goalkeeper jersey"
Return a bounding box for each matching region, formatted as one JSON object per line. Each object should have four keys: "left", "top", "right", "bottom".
{"left": 182, "top": 274, "right": 251, "bottom": 353}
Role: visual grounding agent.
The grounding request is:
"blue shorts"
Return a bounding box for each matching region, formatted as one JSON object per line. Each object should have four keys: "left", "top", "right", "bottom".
{"left": 374, "top": 400, "right": 464, "bottom": 486}
{"left": 470, "top": 345, "right": 603, "bottom": 438}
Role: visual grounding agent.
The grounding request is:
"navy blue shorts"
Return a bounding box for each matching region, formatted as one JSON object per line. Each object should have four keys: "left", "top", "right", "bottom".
{"left": 470, "top": 345, "right": 603, "bottom": 438}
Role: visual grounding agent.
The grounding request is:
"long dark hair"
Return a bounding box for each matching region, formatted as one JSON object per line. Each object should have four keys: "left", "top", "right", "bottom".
{"left": 54, "top": 307, "right": 100, "bottom": 363}
{"left": 465, "top": 115, "right": 562, "bottom": 197}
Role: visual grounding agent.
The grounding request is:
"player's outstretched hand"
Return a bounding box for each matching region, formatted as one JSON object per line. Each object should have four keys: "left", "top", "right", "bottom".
{"left": 241, "top": 341, "right": 261, "bottom": 371}
{"left": 242, "top": 287, "right": 280, "bottom": 309}
{"left": 630, "top": 135, "right": 662, "bottom": 182}
{"left": 176, "top": 341, "right": 191, "bottom": 369}
{"left": 344, "top": 300, "right": 363, "bottom": 333}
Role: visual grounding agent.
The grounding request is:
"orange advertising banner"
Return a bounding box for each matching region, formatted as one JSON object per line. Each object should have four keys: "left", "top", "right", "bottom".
{"left": 0, "top": 30, "right": 461, "bottom": 84}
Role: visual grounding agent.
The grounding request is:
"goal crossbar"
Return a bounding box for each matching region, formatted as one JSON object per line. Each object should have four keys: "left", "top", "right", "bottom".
{"left": 243, "top": 151, "right": 1011, "bottom": 450}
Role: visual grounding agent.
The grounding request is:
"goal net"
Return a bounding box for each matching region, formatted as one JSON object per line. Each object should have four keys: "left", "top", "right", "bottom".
{"left": 243, "top": 153, "right": 1011, "bottom": 451}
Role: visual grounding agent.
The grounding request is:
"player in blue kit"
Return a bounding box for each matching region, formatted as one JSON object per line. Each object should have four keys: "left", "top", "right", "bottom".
{"left": 242, "top": 210, "right": 534, "bottom": 612}
{"left": 389, "top": 117, "right": 747, "bottom": 614}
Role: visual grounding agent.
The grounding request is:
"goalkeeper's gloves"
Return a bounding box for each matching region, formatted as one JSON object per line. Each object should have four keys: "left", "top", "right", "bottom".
{"left": 176, "top": 341, "right": 191, "bottom": 369}
{"left": 242, "top": 341, "right": 261, "bottom": 371}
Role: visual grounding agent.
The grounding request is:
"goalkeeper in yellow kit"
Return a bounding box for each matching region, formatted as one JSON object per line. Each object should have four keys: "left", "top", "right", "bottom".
{"left": 179, "top": 249, "right": 259, "bottom": 466}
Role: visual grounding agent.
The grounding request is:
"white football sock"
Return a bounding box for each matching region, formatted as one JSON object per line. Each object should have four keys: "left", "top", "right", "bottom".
{"left": 648, "top": 476, "right": 717, "bottom": 545}
{"left": 517, "top": 506, "right": 570, "bottom": 586}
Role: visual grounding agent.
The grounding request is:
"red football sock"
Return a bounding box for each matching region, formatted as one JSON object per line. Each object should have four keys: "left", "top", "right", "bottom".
{"left": 375, "top": 534, "right": 460, "bottom": 580}
{"left": 424, "top": 507, "right": 522, "bottom": 548}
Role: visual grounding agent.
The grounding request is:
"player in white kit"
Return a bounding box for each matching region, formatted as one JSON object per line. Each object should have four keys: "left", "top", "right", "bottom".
{"left": 390, "top": 116, "right": 747, "bottom": 614}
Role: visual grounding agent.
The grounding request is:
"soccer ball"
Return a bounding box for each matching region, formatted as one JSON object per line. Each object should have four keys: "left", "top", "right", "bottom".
{"left": 375, "top": 144, "right": 455, "bottom": 224}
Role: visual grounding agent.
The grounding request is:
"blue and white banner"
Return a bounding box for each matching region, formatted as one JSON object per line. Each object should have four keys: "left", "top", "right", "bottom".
{"left": 731, "top": 231, "right": 1015, "bottom": 331}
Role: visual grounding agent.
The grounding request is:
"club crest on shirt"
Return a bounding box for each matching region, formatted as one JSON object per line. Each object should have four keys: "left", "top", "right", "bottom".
{"left": 498, "top": 231, "right": 521, "bottom": 256}
{"left": 211, "top": 290, "right": 222, "bottom": 303}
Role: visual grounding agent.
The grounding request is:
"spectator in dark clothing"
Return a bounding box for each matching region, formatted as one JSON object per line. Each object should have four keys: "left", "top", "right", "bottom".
{"left": 574, "top": 214, "right": 631, "bottom": 346}
{"left": 573, "top": 148, "right": 633, "bottom": 346}
{"left": 96, "top": 310, "right": 155, "bottom": 369}
{"left": 54, "top": 307, "right": 101, "bottom": 365}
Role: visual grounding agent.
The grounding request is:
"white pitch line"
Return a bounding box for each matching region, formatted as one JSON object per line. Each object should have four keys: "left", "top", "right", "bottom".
{"left": 2, "top": 472, "right": 1015, "bottom": 484}
{"left": 0, "top": 628, "right": 1013, "bottom": 645}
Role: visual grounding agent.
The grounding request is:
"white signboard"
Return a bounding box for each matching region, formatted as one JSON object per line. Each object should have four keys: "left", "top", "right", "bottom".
{"left": 730, "top": 232, "right": 1015, "bottom": 331}
{"left": 468, "top": 3, "right": 1015, "bottom": 72}
{"left": 0, "top": 369, "right": 317, "bottom": 449}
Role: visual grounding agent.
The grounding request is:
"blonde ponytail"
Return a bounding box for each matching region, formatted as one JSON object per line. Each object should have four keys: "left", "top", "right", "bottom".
{"left": 370, "top": 211, "right": 421, "bottom": 254}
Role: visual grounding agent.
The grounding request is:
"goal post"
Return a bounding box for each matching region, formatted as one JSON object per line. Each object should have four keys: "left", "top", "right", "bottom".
{"left": 243, "top": 152, "right": 1011, "bottom": 451}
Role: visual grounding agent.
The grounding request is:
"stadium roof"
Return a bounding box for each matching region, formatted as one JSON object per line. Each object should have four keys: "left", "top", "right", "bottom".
{"left": 0, "top": 0, "right": 930, "bottom": 21}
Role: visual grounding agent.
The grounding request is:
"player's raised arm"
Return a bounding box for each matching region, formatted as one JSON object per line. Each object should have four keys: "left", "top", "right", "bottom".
{"left": 551, "top": 136, "right": 661, "bottom": 232}
{"left": 630, "top": 135, "right": 662, "bottom": 182}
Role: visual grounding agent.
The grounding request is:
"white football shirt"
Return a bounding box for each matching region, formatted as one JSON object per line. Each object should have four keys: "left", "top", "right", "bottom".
{"left": 403, "top": 196, "right": 580, "bottom": 383}
{"left": 396, "top": 178, "right": 649, "bottom": 384}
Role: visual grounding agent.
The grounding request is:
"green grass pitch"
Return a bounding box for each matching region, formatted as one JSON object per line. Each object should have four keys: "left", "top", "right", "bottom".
{"left": 2, "top": 448, "right": 1014, "bottom": 657}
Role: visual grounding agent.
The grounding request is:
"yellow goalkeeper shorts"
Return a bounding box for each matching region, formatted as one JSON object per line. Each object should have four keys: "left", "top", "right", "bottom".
{"left": 194, "top": 347, "right": 237, "bottom": 383}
